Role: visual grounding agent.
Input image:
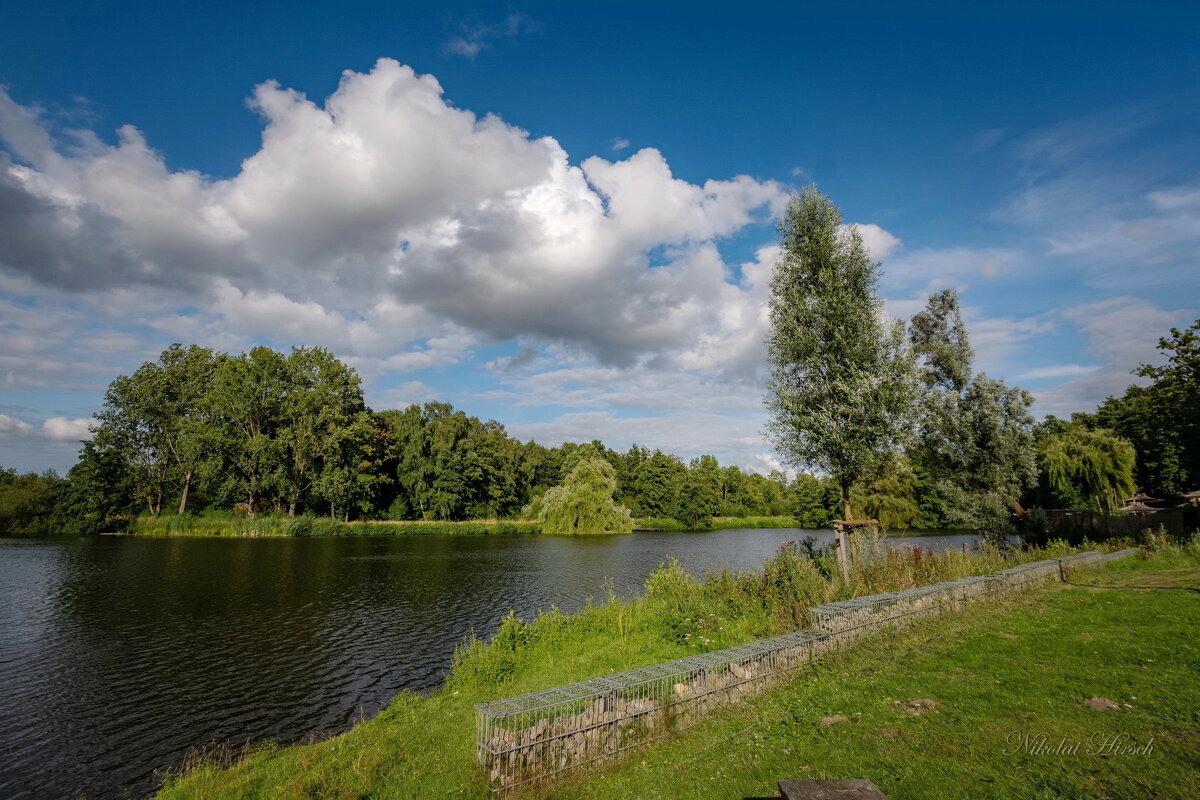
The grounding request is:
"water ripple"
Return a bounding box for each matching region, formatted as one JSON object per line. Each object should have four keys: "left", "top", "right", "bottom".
{"left": 0, "top": 529, "right": 979, "bottom": 799}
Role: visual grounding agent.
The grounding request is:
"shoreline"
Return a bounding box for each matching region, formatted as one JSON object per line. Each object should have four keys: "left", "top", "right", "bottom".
{"left": 116, "top": 514, "right": 813, "bottom": 537}
{"left": 105, "top": 516, "right": 974, "bottom": 538}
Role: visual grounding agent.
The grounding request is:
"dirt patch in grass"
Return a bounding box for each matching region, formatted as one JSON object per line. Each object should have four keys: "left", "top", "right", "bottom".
{"left": 894, "top": 698, "right": 940, "bottom": 716}
{"left": 1081, "top": 697, "right": 1121, "bottom": 711}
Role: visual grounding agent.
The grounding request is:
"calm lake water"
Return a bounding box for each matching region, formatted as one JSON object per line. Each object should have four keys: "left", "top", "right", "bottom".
{"left": 0, "top": 528, "right": 982, "bottom": 799}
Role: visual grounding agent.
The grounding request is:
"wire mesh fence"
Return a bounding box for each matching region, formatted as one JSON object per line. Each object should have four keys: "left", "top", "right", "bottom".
{"left": 474, "top": 548, "right": 1137, "bottom": 792}
{"left": 475, "top": 628, "right": 827, "bottom": 791}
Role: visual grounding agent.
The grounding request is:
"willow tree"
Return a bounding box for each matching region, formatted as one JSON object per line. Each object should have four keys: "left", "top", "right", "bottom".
{"left": 1039, "top": 425, "right": 1136, "bottom": 512}
{"left": 539, "top": 458, "right": 633, "bottom": 535}
{"left": 765, "top": 187, "right": 915, "bottom": 521}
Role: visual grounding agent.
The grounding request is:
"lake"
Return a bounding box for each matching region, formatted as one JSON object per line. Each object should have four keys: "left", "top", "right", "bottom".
{"left": 0, "top": 528, "right": 982, "bottom": 799}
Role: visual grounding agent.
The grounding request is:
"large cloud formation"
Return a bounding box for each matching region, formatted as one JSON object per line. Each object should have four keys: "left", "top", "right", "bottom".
{"left": 0, "top": 59, "right": 788, "bottom": 373}
{"left": 4, "top": 60, "right": 1193, "bottom": 475}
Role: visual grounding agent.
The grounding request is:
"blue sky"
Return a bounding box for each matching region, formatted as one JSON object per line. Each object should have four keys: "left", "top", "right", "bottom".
{"left": 1, "top": 1, "right": 1198, "bottom": 473}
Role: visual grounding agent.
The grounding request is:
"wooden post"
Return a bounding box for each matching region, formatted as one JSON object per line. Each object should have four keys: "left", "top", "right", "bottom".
{"left": 834, "top": 522, "right": 850, "bottom": 584}
{"left": 832, "top": 520, "right": 878, "bottom": 586}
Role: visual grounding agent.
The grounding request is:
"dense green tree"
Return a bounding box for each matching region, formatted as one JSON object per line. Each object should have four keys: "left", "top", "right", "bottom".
{"left": 30, "top": 314, "right": 1176, "bottom": 535}
{"left": 672, "top": 455, "right": 722, "bottom": 528}
{"left": 209, "top": 347, "right": 289, "bottom": 515}
{"left": 0, "top": 468, "right": 63, "bottom": 535}
{"left": 92, "top": 344, "right": 222, "bottom": 515}
{"left": 382, "top": 402, "right": 533, "bottom": 520}
{"left": 1036, "top": 422, "right": 1136, "bottom": 511}
{"left": 910, "top": 289, "right": 1036, "bottom": 540}
{"left": 539, "top": 458, "right": 633, "bottom": 535}
{"left": 910, "top": 288, "right": 973, "bottom": 392}
{"left": 279, "top": 347, "right": 368, "bottom": 516}
{"left": 765, "top": 187, "right": 916, "bottom": 520}
{"left": 51, "top": 442, "right": 137, "bottom": 534}
{"left": 909, "top": 461, "right": 949, "bottom": 529}
{"left": 1091, "top": 319, "right": 1200, "bottom": 495}
{"left": 624, "top": 450, "right": 684, "bottom": 518}
{"left": 791, "top": 473, "right": 839, "bottom": 528}
{"left": 920, "top": 375, "right": 1036, "bottom": 541}
{"left": 850, "top": 456, "right": 920, "bottom": 529}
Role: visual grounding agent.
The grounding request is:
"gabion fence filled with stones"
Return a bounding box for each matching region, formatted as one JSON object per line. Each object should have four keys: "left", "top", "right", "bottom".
{"left": 476, "top": 629, "right": 828, "bottom": 791}
{"left": 475, "top": 548, "right": 1138, "bottom": 793}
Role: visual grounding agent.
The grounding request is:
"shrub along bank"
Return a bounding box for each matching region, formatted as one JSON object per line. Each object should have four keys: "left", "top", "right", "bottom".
{"left": 129, "top": 513, "right": 804, "bottom": 536}
{"left": 130, "top": 514, "right": 541, "bottom": 537}
{"left": 150, "top": 534, "right": 1174, "bottom": 799}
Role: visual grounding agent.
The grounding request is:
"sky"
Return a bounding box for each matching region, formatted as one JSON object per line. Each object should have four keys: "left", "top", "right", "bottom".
{"left": 1, "top": 1, "right": 1198, "bottom": 475}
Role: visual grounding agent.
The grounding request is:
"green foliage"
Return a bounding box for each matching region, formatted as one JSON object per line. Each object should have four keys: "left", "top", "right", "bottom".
{"left": 910, "top": 288, "right": 973, "bottom": 392}
{"left": 765, "top": 186, "right": 916, "bottom": 519}
{"left": 382, "top": 402, "right": 535, "bottom": 521}
{"left": 0, "top": 467, "right": 63, "bottom": 535}
{"left": 790, "top": 472, "right": 840, "bottom": 528}
{"left": 850, "top": 456, "right": 921, "bottom": 529}
{"left": 672, "top": 455, "right": 721, "bottom": 528}
{"left": 52, "top": 441, "right": 138, "bottom": 534}
{"left": 920, "top": 375, "right": 1037, "bottom": 542}
{"left": 38, "top": 296, "right": 1186, "bottom": 541}
{"left": 1091, "top": 318, "right": 1200, "bottom": 495}
{"left": 15, "top": 340, "right": 866, "bottom": 535}
{"left": 708, "top": 515, "right": 798, "bottom": 530}
{"left": 909, "top": 289, "right": 1037, "bottom": 541}
{"left": 539, "top": 458, "right": 633, "bottom": 535}
{"left": 1037, "top": 423, "right": 1136, "bottom": 511}
{"left": 95, "top": 343, "right": 221, "bottom": 516}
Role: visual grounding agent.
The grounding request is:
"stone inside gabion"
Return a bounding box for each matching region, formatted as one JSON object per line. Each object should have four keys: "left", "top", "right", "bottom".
{"left": 475, "top": 548, "right": 1137, "bottom": 793}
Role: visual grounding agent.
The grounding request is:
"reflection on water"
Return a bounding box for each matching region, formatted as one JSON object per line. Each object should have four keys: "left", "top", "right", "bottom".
{"left": 0, "top": 528, "right": 981, "bottom": 799}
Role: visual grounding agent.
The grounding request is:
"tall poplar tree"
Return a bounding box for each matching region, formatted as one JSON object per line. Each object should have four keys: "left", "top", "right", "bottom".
{"left": 765, "top": 187, "right": 915, "bottom": 521}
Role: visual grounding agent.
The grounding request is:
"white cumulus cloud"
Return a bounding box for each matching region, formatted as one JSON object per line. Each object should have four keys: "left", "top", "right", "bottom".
{"left": 42, "top": 416, "right": 94, "bottom": 441}
{"left": 0, "top": 60, "right": 798, "bottom": 373}
{"left": 0, "top": 413, "right": 33, "bottom": 436}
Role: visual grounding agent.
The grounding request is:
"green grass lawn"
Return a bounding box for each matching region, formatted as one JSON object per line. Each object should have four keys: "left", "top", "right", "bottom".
{"left": 157, "top": 552, "right": 1200, "bottom": 800}
{"left": 552, "top": 563, "right": 1200, "bottom": 800}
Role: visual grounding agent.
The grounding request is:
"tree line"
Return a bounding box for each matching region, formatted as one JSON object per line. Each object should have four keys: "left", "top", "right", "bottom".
{"left": 1, "top": 345, "right": 843, "bottom": 534}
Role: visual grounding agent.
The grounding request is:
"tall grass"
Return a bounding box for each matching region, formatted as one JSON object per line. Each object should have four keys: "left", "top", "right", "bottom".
{"left": 443, "top": 533, "right": 1099, "bottom": 696}
{"left": 633, "top": 515, "right": 803, "bottom": 531}
{"left": 134, "top": 513, "right": 802, "bottom": 536}
{"left": 131, "top": 513, "right": 540, "bottom": 537}
{"left": 709, "top": 515, "right": 799, "bottom": 529}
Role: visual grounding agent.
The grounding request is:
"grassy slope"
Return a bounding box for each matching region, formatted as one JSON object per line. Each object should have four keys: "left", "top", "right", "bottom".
{"left": 554, "top": 560, "right": 1200, "bottom": 800}
{"left": 157, "top": 552, "right": 1199, "bottom": 800}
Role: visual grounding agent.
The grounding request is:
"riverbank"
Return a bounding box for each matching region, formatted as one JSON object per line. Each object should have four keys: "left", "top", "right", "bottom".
{"left": 154, "top": 537, "right": 1197, "bottom": 799}
{"left": 126, "top": 514, "right": 805, "bottom": 537}
{"left": 552, "top": 554, "right": 1200, "bottom": 800}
